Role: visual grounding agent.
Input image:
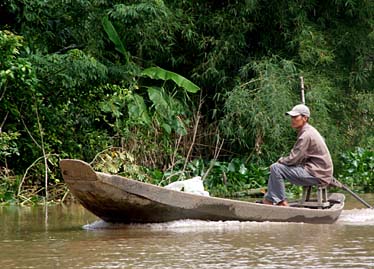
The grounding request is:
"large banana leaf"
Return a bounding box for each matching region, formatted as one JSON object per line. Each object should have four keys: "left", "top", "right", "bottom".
{"left": 102, "top": 16, "right": 130, "bottom": 63}
{"left": 147, "top": 87, "right": 187, "bottom": 135}
{"left": 142, "top": 66, "right": 200, "bottom": 93}
{"left": 147, "top": 87, "right": 169, "bottom": 114}
{"left": 127, "top": 94, "right": 151, "bottom": 125}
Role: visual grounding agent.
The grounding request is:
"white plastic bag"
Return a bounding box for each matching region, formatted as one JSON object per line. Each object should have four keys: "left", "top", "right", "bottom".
{"left": 165, "top": 176, "right": 210, "bottom": 196}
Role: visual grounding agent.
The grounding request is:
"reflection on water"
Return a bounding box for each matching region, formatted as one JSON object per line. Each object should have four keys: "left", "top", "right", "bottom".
{"left": 1, "top": 194, "right": 374, "bottom": 269}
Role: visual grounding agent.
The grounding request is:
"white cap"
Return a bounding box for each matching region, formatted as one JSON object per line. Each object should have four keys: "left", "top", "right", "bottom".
{"left": 286, "top": 104, "right": 310, "bottom": 117}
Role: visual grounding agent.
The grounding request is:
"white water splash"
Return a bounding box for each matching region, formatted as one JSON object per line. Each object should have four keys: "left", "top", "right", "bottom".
{"left": 83, "top": 209, "right": 374, "bottom": 230}
{"left": 337, "top": 209, "right": 374, "bottom": 225}
{"left": 83, "top": 218, "right": 292, "bottom": 231}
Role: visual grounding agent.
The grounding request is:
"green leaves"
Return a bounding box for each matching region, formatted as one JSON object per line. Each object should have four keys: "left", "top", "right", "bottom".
{"left": 31, "top": 49, "right": 108, "bottom": 91}
{"left": 100, "top": 15, "right": 200, "bottom": 136}
{"left": 339, "top": 147, "right": 374, "bottom": 192}
{"left": 147, "top": 86, "right": 187, "bottom": 135}
{"left": 199, "top": 158, "right": 269, "bottom": 197}
{"left": 0, "top": 30, "right": 37, "bottom": 96}
{"left": 101, "top": 16, "right": 199, "bottom": 136}
{"left": 128, "top": 94, "right": 151, "bottom": 125}
{"left": 142, "top": 67, "right": 200, "bottom": 93}
{"left": 102, "top": 15, "right": 130, "bottom": 63}
{"left": 297, "top": 26, "right": 335, "bottom": 66}
{"left": 0, "top": 132, "right": 20, "bottom": 161}
{"left": 221, "top": 56, "right": 297, "bottom": 159}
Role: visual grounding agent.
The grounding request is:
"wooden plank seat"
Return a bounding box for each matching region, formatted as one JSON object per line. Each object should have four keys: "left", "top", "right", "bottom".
{"left": 300, "top": 185, "right": 330, "bottom": 208}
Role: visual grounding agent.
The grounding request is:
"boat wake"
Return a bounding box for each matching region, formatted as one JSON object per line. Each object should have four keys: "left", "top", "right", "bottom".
{"left": 83, "top": 209, "right": 374, "bottom": 230}
{"left": 336, "top": 208, "right": 374, "bottom": 226}
{"left": 83, "top": 219, "right": 285, "bottom": 231}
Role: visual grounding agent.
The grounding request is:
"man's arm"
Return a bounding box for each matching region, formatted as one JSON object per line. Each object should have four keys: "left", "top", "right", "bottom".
{"left": 278, "top": 135, "right": 309, "bottom": 166}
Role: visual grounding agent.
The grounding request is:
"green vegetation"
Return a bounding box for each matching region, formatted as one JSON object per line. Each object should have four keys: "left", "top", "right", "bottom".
{"left": 339, "top": 147, "right": 374, "bottom": 192}
{"left": 0, "top": 0, "right": 373, "bottom": 204}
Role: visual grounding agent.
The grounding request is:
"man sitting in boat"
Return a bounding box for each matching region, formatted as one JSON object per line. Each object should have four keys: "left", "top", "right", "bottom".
{"left": 262, "top": 104, "right": 333, "bottom": 206}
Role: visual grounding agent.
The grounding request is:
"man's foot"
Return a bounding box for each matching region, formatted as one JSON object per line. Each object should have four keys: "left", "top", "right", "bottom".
{"left": 262, "top": 199, "right": 289, "bottom": 206}
{"left": 262, "top": 199, "right": 274, "bottom": 205}
{"left": 277, "top": 200, "right": 289, "bottom": 206}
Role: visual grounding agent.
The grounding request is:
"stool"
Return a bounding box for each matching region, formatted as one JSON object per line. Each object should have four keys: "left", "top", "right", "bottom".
{"left": 300, "top": 185, "right": 330, "bottom": 208}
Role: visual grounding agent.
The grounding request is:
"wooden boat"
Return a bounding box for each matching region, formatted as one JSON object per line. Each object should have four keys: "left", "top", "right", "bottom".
{"left": 60, "top": 159, "right": 345, "bottom": 224}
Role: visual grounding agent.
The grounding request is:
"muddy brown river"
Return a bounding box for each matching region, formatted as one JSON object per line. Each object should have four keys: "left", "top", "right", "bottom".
{"left": 1, "top": 194, "right": 374, "bottom": 268}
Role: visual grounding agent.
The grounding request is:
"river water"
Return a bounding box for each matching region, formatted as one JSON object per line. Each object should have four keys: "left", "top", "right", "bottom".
{"left": 1, "top": 195, "right": 374, "bottom": 269}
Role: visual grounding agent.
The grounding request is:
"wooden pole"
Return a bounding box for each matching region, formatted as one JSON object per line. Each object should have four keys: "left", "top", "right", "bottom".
{"left": 300, "top": 76, "right": 305, "bottom": 104}
{"left": 342, "top": 184, "right": 372, "bottom": 208}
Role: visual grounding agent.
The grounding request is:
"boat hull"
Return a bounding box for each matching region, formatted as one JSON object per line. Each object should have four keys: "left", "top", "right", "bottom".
{"left": 60, "top": 159, "right": 345, "bottom": 224}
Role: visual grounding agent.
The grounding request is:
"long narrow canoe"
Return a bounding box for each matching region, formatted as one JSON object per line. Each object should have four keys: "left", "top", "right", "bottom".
{"left": 60, "top": 159, "right": 345, "bottom": 224}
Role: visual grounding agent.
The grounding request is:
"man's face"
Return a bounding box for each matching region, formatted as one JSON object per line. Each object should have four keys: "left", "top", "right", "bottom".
{"left": 290, "top": 115, "right": 308, "bottom": 129}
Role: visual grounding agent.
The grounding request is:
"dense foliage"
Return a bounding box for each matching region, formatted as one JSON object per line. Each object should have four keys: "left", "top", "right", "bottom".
{"left": 0, "top": 0, "right": 373, "bottom": 203}
{"left": 339, "top": 147, "right": 374, "bottom": 192}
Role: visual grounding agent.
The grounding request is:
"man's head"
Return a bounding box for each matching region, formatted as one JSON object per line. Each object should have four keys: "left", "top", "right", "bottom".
{"left": 286, "top": 104, "right": 310, "bottom": 129}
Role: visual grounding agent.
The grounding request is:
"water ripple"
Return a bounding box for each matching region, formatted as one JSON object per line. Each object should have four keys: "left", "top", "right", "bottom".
{"left": 337, "top": 208, "right": 374, "bottom": 225}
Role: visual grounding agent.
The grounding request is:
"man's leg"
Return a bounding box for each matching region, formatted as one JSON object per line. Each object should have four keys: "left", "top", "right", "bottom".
{"left": 263, "top": 162, "right": 320, "bottom": 205}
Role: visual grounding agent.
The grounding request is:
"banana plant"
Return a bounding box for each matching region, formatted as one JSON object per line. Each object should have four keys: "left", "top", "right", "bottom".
{"left": 102, "top": 15, "right": 199, "bottom": 93}
{"left": 102, "top": 15, "right": 200, "bottom": 134}
{"left": 102, "top": 16, "right": 130, "bottom": 64}
{"left": 141, "top": 67, "right": 200, "bottom": 93}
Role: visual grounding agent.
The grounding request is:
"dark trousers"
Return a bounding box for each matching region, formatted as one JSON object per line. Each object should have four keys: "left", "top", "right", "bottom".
{"left": 264, "top": 162, "right": 320, "bottom": 204}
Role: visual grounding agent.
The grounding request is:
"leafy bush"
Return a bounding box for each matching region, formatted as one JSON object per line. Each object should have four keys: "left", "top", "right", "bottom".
{"left": 339, "top": 147, "right": 374, "bottom": 192}
{"left": 221, "top": 56, "right": 297, "bottom": 160}
{"left": 0, "top": 174, "right": 19, "bottom": 204}
{"left": 0, "top": 131, "right": 20, "bottom": 165}
{"left": 91, "top": 148, "right": 163, "bottom": 185}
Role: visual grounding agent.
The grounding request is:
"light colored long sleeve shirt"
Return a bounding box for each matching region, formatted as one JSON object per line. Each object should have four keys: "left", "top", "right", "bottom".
{"left": 278, "top": 123, "right": 333, "bottom": 185}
